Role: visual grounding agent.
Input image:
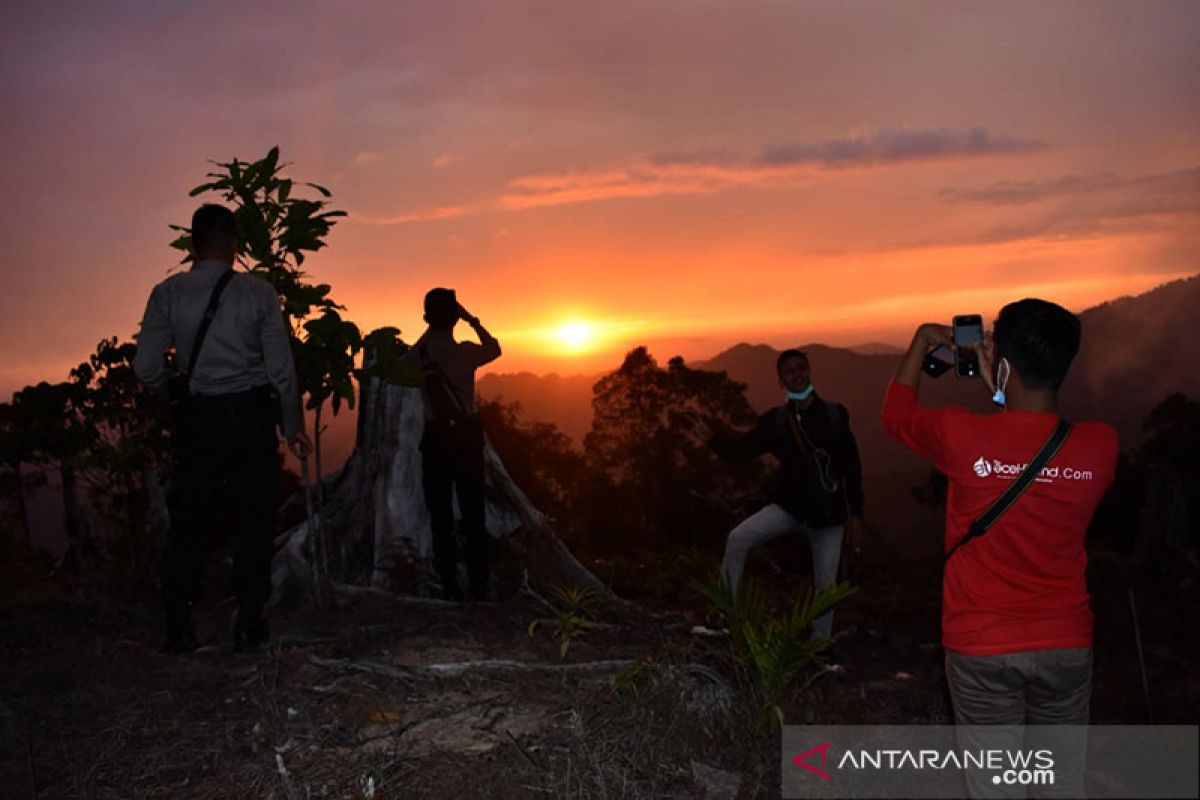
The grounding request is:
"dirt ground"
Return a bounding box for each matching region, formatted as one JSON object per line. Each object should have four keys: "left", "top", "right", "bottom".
{"left": 1, "top": 536, "right": 1196, "bottom": 799}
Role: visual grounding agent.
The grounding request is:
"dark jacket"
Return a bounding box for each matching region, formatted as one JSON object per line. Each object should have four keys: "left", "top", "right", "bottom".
{"left": 711, "top": 395, "right": 864, "bottom": 527}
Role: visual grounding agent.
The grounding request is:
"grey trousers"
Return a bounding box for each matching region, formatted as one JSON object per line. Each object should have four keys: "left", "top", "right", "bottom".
{"left": 720, "top": 503, "right": 843, "bottom": 639}
{"left": 946, "top": 647, "right": 1092, "bottom": 798}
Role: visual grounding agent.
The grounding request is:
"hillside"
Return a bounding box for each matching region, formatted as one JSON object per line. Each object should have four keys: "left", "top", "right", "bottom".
{"left": 476, "top": 372, "right": 598, "bottom": 445}
{"left": 1063, "top": 274, "right": 1200, "bottom": 443}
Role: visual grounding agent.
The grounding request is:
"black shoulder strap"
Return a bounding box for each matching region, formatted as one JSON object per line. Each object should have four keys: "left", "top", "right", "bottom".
{"left": 826, "top": 401, "right": 846, "bottom": 436}
{"left": 184, "top": 269, "right": 234, "bottom": 378}
{"left": 416, "top": 341, "right": 467, "bottom": 417}
{"left": 946, "top": 418, "right": 1072, "bottom": 562}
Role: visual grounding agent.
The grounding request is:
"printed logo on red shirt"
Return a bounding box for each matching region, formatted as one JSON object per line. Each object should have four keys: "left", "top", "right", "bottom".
{"left": 972, "top": 457, "right": 1097, "bottom": 483}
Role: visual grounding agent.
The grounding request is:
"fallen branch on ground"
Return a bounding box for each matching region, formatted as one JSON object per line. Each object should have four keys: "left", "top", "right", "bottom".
{"left": 306, "top": 655, "right": 736, "bottom": 696}
{"left": 332, "top": 582, "right": 460, "bottom": 608}
{"left": 307, "top": 655, "right": 637, "bottom": 680}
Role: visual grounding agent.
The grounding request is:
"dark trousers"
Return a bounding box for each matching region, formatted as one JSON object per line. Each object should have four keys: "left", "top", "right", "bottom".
{"left": 946, "top": 647, "right": 1092, "bottom": 798}
{"left": 420, "top": 417, "right": 489, "bottom": 594}
{"left": 164, "top": 387, "right": 279, "bottom": 627}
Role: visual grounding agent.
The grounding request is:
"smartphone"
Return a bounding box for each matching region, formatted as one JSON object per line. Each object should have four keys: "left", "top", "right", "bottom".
{"left": 921, "top": 345, "right": 954, "bottom": 378}
{"left": 953, "top": 314, "right": 984, "bottom": 379}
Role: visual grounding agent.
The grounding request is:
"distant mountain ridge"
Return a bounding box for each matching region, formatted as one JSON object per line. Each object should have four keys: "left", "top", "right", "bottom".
{"left": 478, "top": 274, "right": 1200, "bottom": 450}
{"left": 476, "top": 342, "right": 909, "bottom": 444}
{"left": 476, "top": 273, "right": 1199, "bottom": 550}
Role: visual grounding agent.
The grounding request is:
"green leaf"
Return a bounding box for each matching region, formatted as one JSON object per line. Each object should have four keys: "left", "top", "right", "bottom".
{"left": 263, "top": 146, "right": 280, "bottom": 179}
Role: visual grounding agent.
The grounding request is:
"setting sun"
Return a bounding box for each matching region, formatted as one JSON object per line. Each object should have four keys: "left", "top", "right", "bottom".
{"left": 554, "top": 321, "right": 595, "bottom": 353}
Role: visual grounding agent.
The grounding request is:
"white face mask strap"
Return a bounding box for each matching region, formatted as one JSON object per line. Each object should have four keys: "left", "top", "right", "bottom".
{"left": 992, "top": 358, "right": 1010, "bottom": 405}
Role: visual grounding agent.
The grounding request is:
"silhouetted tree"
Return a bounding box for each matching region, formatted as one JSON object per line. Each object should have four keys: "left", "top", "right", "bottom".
{"left": 583, "top": 347, "right": 759, "bottom": 548}
{"left": 1136, "top": 393, "right": 1200, "bottom": 549}
{"left": 1137, "top": 393, "right": 1200, "bottom": 472}
{"left": 0, "top": 397, "right": 41, "bottom": 548}
{"left": 13, "top": 380, "right": 97, "bottom": 568}
{"left": 477, "top": 396, "right": 588, "bottom": 528}
{"left": 1090, "top": 393, "right": 1200, "bottom": 553}
{"left": 295, "top": 309, "right": 363, "bottom": 503}
{"left": 69, "top": 336, "right": 172, "bottom": 570}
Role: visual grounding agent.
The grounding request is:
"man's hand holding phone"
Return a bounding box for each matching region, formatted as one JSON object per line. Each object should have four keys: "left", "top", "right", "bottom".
{"left": 971, "top": 333, "right": 997, "bottom": 397}
{"left": 916, "top": 323, "right": 954, "bottom": 351}
{"left": 896, "top": 323, "right": 953, "bottom": 390}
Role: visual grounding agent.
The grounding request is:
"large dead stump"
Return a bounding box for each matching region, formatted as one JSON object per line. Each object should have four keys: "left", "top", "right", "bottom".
{"left": 272, "top": 377, "right": 613, "bottom": 604}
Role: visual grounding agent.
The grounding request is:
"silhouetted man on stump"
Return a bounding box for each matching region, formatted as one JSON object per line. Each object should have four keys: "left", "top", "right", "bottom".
{"left": 134, "top": 204, "right": 310, "bottom": 654}
{"left": 412, "top": 288, "right": 501, "bottom": 601}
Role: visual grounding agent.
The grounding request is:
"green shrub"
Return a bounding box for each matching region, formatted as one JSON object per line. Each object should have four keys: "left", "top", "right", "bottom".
{"left": 695, "top": 575, "right": 856, "bottom": 730}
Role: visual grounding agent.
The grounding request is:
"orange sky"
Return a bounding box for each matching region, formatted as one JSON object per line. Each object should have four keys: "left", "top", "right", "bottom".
{"left": 1, "top": 1, "right": 1197, "bottom": 395}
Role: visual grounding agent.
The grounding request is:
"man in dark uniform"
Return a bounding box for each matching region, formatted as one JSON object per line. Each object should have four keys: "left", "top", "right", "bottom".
{"left": 711, "top": 348, "right": 864, "bottom": 639}
{"left": 134, "top": 204, "right": 311, "bottom": 653}
{"left": 411, "top": 288, "right": 501, "bottom": 601}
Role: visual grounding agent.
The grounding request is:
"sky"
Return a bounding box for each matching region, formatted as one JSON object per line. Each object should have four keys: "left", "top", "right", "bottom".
{"left": 1, "top": 0, "right": 1197, "bottom": 397}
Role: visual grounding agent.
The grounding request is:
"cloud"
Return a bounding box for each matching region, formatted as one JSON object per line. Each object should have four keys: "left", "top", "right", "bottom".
{"left": 502, "top": 126, "right": 1045, "bottom": 210}
{"left": 352, "top": 151, "right": 381, "bottom": 166}
{"left": 358, "top": 126, "right": 1051, "bottom": 221}
{"left": 432, "top": 153, "right": 460, "bottom": 168}
{"left": 500, "top": 167, "right": 730, "bottom": 210}
{"left": 939, "top": 165, "right": 1200, "bottom": 244}
{"left": 755, "top": 126, "right": 1046, "bottom": 168}
{"left": 941, "top": 166, "right": 1200, "bottom": 205}
{"left": 355, "top": 205, "right": 472, "bottom": 225}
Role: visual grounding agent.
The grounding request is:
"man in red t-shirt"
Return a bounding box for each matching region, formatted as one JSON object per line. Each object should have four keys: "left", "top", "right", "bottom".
{"left": 882, "top": 299, "right": 1117, "bottom": 796}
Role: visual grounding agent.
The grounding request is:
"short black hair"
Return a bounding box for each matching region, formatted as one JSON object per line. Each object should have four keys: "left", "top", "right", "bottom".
{"left": 776, "top": 348, "right": 809, "bottom": 375}
{"left": 191, "top": 204, "right": 237, "bottom": 256}
{"left": 993, "top": 298, "right": 1081, "bottom": 391}
{"left": 424, "top": 287, "right": 458, "bottom": 328}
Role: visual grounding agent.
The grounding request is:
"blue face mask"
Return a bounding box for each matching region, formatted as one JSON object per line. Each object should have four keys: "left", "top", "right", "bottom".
{"left": 786, "top": 385, "right": 815, "bottom": 401}
{"left": 992, "top": 358, "right": 1010, "bottom": 406}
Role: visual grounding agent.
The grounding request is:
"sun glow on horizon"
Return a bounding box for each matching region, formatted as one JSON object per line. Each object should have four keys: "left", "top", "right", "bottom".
{"left": 555, "top": 321, "right": 594, "bottom": 351}
{"left": 505, "top": 315, "right": 651, "bottom": 361}
{"left": 548, "top": 320, "right": 605, "bottom": 356}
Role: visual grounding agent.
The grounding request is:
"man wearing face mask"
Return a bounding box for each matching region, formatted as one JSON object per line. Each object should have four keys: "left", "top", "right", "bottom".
{"left": 710, "top": 349, "right": 864, "bottom": 640}
{"left": 882, "top": 299, "right": 1118, "bottom": 797}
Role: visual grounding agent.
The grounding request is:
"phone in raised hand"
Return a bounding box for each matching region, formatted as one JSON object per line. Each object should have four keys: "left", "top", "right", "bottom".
{"left": 921, "top": 345, "right": 955, "bottom": 378}
{"left": 952, "top": 314, "right": 984, "bottom": 379}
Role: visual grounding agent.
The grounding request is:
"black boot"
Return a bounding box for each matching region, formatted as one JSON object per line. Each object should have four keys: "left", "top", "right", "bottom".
{"left": 233, "top": 607, "right": 270, "bottom": 654}
{"left": 467, "top": 570, "right": 489, "bottom": 602}
{"left": 440, "top": 573, "right": 464, "bottom": 602}
{"left": 163, "top": 600, "right": 199, "bottom": 654}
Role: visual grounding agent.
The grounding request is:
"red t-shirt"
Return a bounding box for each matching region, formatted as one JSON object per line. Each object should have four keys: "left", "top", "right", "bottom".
{"left": 881, "top": 382, "right": 1119, "bottom": 656}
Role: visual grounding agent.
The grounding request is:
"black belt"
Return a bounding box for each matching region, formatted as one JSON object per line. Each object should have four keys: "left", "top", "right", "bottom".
{"left": 185, "top": 385, "right": 275, "bottom": 406}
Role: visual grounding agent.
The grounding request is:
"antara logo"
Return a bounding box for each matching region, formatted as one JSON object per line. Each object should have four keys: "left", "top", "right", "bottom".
{"left": 973, "top": 457, "right": 993, "bottom": 478}
{"left": 791, "top": 741, "right": 833, "bottom": 780}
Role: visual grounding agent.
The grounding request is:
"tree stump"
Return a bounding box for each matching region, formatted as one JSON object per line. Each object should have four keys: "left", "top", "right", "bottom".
{"left": 272, "top": 377, "right": 614, "bottom": 605}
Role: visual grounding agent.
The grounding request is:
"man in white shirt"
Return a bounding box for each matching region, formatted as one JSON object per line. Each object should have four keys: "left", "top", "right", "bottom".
{"left": 412, "top": 288, "right": 501, "bottom": 600}
{"left": 134, "top": 204, "right": 311, "bottom": 653}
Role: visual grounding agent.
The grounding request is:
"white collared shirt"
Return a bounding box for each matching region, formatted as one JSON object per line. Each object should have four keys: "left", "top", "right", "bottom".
{"left": 133, "top": 260, "right": 303, "bottom": 437}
